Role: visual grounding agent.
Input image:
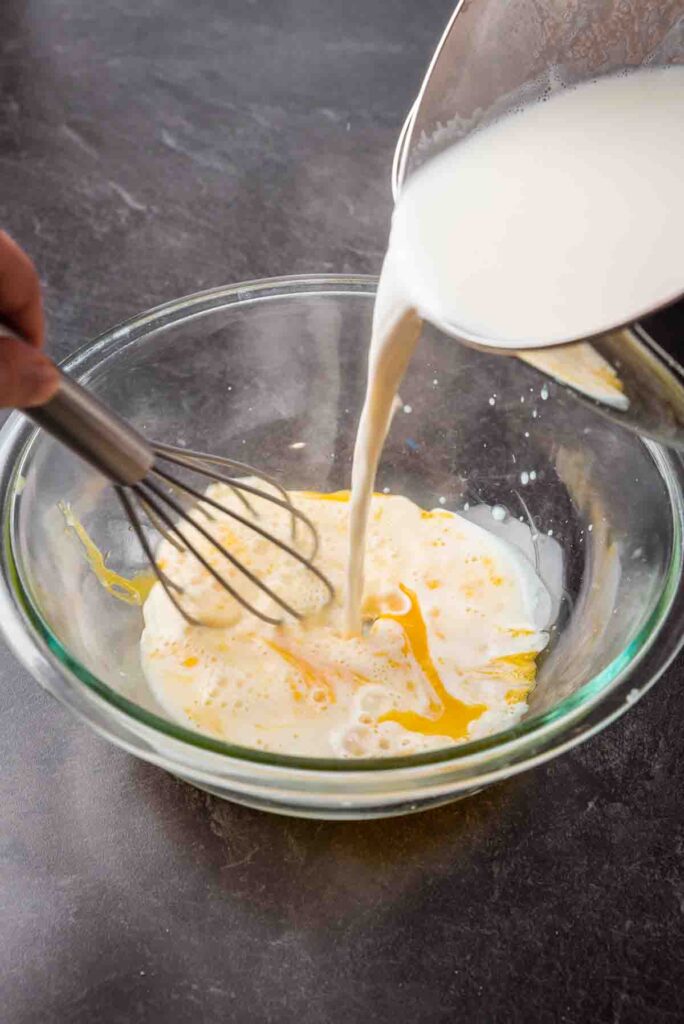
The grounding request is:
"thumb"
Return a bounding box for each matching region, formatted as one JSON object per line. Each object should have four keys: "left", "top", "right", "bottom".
{"left": 0, "top": 334, "right": 60, "bottom": 409}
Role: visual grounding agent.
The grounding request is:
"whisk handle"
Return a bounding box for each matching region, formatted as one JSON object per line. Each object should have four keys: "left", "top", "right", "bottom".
{"left": 28, "top": 372, "right": 154, "bottom": 485}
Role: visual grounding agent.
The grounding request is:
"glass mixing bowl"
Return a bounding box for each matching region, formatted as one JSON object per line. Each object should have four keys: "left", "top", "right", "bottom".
{"left": 0, "top": 275, "right": 683, "bottom": 819}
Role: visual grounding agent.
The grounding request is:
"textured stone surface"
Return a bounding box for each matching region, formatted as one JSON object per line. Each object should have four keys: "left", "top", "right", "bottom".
{"left": 1, "top": 1, "right": 683, "bottom": 1021}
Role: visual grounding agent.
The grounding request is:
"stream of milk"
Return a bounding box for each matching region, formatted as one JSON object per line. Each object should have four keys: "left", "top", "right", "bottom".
{"left": 345, "top": 66, "right": 684, "bottom": 633}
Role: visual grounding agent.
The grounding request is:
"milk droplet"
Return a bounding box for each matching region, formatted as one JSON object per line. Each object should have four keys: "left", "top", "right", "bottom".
{"left": 520, "top": 471, "right": 530, "bottom": 485}
{"left": 491, "top": 505, "right": 507, "bottom": 522}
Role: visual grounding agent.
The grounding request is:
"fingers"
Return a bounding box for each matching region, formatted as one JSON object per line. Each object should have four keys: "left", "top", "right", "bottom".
{"left": 0, "top": 230, "right": 45, "bottom": 348}
{"left": 0, "top": 333, "right": 59, "bottom": 408}
{"left": 0, "top": 232, "right": 55, "bottom": 408}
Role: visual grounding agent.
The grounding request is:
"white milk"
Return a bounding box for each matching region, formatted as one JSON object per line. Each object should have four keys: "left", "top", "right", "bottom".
{"left": 345, "top": 67, "right": 684, "bottom": 631}
{"left": 392, "top": 66, "right": 684, "bottom": 348}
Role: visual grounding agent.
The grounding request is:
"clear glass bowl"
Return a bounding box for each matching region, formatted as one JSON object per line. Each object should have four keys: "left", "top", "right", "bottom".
{"left": 1, "top": 275, "right": 683, "bottom": 819}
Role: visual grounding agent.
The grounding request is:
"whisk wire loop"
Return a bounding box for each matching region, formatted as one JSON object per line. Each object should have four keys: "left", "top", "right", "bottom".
{"left": 141, "top": 474, "right": 310, "bottom": 623}
{"left": 116, "top": 487, "right": 202, "bottom": 626}
{"left": 152, "top": 444, "right": 316, "bottom": 554}
{"left": 134, "top": 480, "right": 287, "bottom": 626}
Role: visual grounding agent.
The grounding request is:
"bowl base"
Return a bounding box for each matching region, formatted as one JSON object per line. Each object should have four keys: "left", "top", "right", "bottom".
{"left": 173, "top": 772, "right": 486, "bottom": 820}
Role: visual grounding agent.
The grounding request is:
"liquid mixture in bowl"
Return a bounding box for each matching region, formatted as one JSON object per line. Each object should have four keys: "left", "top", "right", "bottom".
{"left": 141, "top": 485, "right": 551, "bottom": 757}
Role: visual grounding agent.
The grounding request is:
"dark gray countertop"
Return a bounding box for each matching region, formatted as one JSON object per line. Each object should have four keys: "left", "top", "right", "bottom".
{"left": 1, "top": 1, "right": 683, "bottom": 1021}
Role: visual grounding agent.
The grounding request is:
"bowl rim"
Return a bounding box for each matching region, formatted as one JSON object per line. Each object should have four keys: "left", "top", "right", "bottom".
{"left": 1, "top": 272, "right": 683, "bottom": 781}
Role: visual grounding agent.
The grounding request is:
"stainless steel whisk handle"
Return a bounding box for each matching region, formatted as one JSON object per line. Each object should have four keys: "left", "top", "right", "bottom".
{"left": 0, "top": 319, "right": 154, "bottom": 484}
{"left": 28, "top": 372, "right": 154, "bottom": 485}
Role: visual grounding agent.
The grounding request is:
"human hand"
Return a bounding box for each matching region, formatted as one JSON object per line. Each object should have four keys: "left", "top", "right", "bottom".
{"left": 0, "top": 231, "right": 59, "bottom": 408}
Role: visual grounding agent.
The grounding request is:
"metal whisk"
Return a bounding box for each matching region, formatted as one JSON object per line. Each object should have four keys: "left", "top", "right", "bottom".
{"left": 27, "top": 371, "right": 335, "bottom": 627}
